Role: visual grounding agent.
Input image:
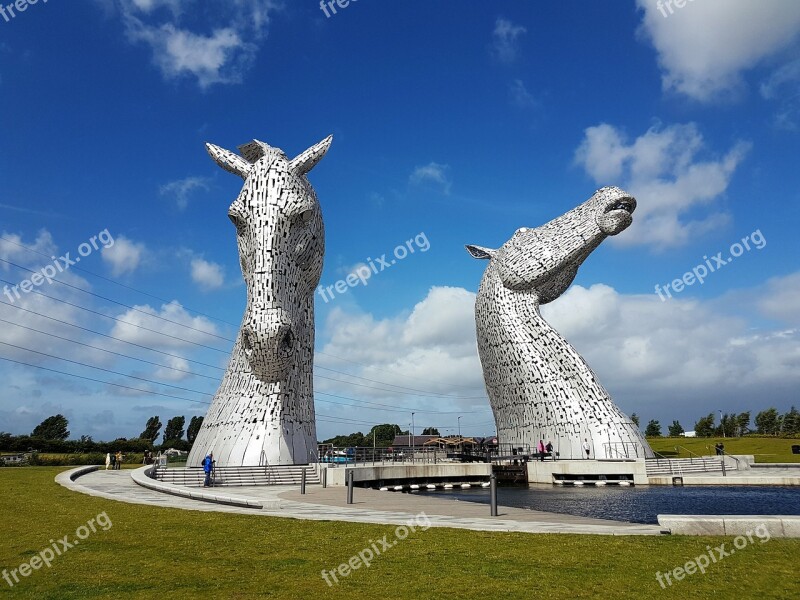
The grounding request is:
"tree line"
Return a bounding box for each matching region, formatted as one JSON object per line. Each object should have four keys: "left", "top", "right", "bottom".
{"left": 631, "top": 406, "right": 800, "bottom": 438}
{"left": 0, "top": 414, "right": 205, "bottom": 453}
{"left": 321, "top": 424, "right": 442, "bottom": 448}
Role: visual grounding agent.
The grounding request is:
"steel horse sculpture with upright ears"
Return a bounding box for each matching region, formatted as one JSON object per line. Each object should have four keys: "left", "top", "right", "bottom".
{"left": 188, "top": 135, "right": 332, "bottom": 467}
{"left": 466, "top": 186, "right": 654, "bottom": 461}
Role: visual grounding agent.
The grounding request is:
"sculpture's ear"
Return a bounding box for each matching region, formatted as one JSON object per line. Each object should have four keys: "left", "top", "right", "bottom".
{"left": 289, "top": 135, "right": 333, "bottom": 176}
{"left": 465, "top": 245, "right": 496, "bottom": 260}
{"left": 206, "top": 142, "right": 252, "bottom": 179}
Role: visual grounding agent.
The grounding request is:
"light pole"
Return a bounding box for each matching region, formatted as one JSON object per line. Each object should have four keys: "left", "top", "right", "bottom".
{"left": 411, "top": 412, "right": 415, "bottom": 461}
{"left": 458, "top": 416, "right": 462, "bottom": 438}
{"left": 719, "top": 410, "right": 725, "bottom": 438}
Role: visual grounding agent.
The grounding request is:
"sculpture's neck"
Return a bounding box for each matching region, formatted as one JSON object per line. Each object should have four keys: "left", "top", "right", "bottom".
{"left": 484, "top": 271, "right": 609, "bottom": 400}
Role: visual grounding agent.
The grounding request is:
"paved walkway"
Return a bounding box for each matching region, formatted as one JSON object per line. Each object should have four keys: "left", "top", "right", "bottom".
{"left": 59, "top": 468, "right": 663, "bottom": 536}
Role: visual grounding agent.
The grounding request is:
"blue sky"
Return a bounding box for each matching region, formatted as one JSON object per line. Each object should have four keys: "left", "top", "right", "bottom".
{"left": 1, "top": 0, "right": 799, "bottom": 442}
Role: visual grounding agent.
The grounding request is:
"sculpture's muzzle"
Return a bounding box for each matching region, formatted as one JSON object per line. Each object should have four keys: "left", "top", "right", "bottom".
{"left": 241, "top": 307, "right": 294, "bottom": 382}
{"left": 595, "top": 187, "right": 636, "bottom": 236}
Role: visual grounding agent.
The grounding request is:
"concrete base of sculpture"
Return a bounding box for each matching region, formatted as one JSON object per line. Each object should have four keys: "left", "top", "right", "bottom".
{"left": 527, "top": 459, "right": 649, "bottom": 485}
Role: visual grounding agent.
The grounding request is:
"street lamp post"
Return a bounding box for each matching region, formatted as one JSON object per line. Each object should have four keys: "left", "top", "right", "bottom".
{"left": 411, "top": 412, "right": 415, "bottom": 462}
{"left": 719, "top": 410, "right": 725, "bottom": 438}
{"left": 458, "top": 416, "right": 462, "bottom": 438}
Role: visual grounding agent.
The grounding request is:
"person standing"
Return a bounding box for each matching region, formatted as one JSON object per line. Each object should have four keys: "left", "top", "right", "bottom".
{"left": 115, "top": 451, "right": 123, "bottom": 470}
{"left": 110, "top": 451, "right": 117, "bottom": 470}
{"left": 105, "top": 452, "right": 111, "bottom": 470}
{"left": 538, "top": 439, "right": 545, "bottom": 462}
{"left": 583, "top": 439, "right": 591, "bottom": 459}
{"left": 202, "top": 453, "right": 214, "bottom": 487}
{"left": 545, "top": 441, "right": 554, "bottom": 461}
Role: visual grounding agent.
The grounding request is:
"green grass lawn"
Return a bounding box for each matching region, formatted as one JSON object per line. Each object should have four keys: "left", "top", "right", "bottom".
{"left": 0, "top": 468, "right": 798, "bottom": 599}
{"left": 646, "top": 436, "right": 800, "bottom": 463}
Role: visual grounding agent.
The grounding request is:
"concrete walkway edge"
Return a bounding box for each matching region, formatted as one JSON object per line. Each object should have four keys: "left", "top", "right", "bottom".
{"left": 658, "top": 514, "right": 800, "bottom": 537}
{"left": 129, "top": 466, "right": 269, "bottom": 509}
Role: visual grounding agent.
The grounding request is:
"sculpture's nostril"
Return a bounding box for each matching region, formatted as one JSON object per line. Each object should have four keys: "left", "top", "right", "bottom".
{"left": 242, "top": 330, "right": 253, "bottom": 353}
{"left": 279, "top": 329, "right": 294, "bottom": 357}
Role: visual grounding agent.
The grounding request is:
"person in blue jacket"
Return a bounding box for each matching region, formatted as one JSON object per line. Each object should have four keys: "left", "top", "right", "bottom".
{"left": 202, "top": 453, "right": 214, "bottom": 487}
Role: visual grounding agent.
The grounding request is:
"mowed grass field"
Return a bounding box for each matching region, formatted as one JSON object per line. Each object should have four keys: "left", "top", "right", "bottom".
{"left": 646, "top": 437, "right": 800, "bottom": 463}
{"left": 0, "top": 468, "right": 798, "bottom": 599}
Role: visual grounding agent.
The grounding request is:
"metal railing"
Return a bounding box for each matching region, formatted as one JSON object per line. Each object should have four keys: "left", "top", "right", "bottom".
{"left": 646, "top": 451, "right": 685, "bottom": 477}
{"left": 674, "top": 445, "right": 704, "bottom": 462}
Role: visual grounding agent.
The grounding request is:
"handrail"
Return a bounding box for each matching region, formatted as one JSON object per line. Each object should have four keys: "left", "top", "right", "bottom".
{"left": 674, "top": 445, "right": 704, "bottom": 462}
{"left": 718, "top": 447, "right": 742, "bottom": 468}
{"left": 648, "top": 451, "right": 682, "bottom": 476}
{"left": 604, "top": 444, "right": 627, "bottom": 460}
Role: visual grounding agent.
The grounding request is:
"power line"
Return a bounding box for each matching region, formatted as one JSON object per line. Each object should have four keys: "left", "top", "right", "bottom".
{"left": 314, "top": 390, "right": 490, "bottom": 415}
{"left": 0, "top": 318, "right": 219, "bottom": 381}
{"left": 0, "top": 277, "right": 230, "bottom": 354}
{"left": 0, "top": 276, "right": 229, "bottom": 354}
{"left": 316, "top": 351, "right": 480, "bottom": 391}
{"left": 0, "top": 356, "right": 211, "bottom": 405}
{"left": 0, "top": 341, "right": 213, "bottom": 398}
{"left": 0, "top": 333, "right": 487, "bottom": 417}
{"left": 315, "top": 365, "right": 486, "bottom": 399}
{"left": 0, "top": 257, "right": 234, "bottom": 343}
{"left": 0, "top": 236, "right": 482, "bottom": 394}
{"left": 0, "top": 298, "right": 226, "bottom": 371}
{"left": 0, "top": 234, "right": 237, "bottom": 328}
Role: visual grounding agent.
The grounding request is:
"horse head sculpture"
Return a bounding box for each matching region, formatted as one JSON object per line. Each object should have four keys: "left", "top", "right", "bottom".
{"left": 467, "top": 186, "right": 653, "bottom": 460}
{"left": 188, "top": 135, "right": 332, "bottom": 467}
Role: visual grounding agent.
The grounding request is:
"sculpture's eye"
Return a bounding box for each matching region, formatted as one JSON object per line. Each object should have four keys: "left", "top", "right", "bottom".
{"left": 297, "top": 209, "right": 314, "bottom": 225}
{"left": 228, "top": 211, "right": 247, "bottom": 234}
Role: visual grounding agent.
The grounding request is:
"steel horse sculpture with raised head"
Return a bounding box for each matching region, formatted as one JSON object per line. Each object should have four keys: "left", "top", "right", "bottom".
{"left": 188, "top": 135, "right": 332, "bottom": 467}
{"left": 466, "top": 186, "right": 654, "bottom": 460}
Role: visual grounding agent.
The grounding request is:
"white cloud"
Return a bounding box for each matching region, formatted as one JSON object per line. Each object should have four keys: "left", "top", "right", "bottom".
{"left": 315, "top": 276, "right": 800, "bottom": 439}
{"left": 316, "top": 286, "right": 490, "bottom": 438}
{"left": 490, "top": 17, "right": 527, "bottom": 63}
{"left": 102, "top": 235, "right": 146, "bottom": 276}
{"left": 190, "top": 258, "right": 225, "bottom": 290}
{"left": 129, "top": 0, "right": 182, "bottom": 14}
{"left": 153, "top": 354, "right": 192, "bottom": 381}
{"left": 0, "top": 229, "right": 56, "bottom": 269}
{"left": 409, "top": 162, "right": 452, "bottom": 195}
{"left": 574, "top": 122, "right": 750, "bottom": 249}
{"left": 110, "top": 300, "right": 222, "bottom": 349}
{"left": 636, "top": 0, "right": 800, "bottom": 101}
{"left": 757, "top": 272, "right": 800, "bottom": 325}
{"left": 541, "top": 281, "right": 800, "bottom": 418}
{"left": 116, "top": 0, "right": 279, "bottom": 88}
{"left": 160, "top": 176, "right": 211, "bottom": 210}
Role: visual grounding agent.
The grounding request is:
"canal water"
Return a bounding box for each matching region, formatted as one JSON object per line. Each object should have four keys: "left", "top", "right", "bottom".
{"left": 430, "top": 485, "right": 800, "bottom": 524}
